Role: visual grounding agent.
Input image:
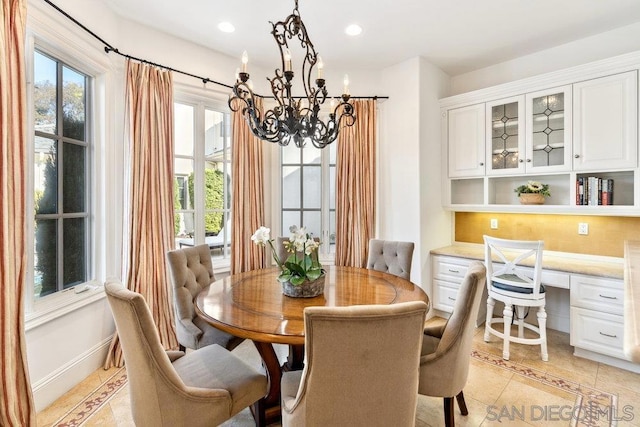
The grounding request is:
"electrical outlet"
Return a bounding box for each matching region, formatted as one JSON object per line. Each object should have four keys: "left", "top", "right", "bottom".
{"left": 490, "top": 219, "right": 498, "bottom": 229}
{"left": 578, "top": 223, "right": 589, "bottom": 235}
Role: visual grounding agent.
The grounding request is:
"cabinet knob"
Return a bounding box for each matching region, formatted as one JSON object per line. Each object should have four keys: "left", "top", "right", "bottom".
{"left": 526, "top": 159, "right": 532, "bottom": 163}
{"left": 574, "top": 154, "right": 580, "bottom": 158}
{"left": 519, "top": 159, "right": 524, "bottom": 163}
{"left": 479, "top": 162, "right": 484, "bottom": 166}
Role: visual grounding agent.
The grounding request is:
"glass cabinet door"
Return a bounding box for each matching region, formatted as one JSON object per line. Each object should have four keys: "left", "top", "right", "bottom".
{"left": 486, "top": 96, "right": 525, "bottom": 175}
{"left": 525, "top": 85, "right": 572, "bottom": 173}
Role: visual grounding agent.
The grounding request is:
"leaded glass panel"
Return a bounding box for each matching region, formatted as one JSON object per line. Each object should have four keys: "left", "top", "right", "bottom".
{"left": 531, "top": 92, "right": 565, "bottom": 168}
{"left": 490, "top": 101, "right": 519, "bottom": 171}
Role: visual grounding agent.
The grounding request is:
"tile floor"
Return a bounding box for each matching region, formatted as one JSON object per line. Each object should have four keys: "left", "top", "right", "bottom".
{"left": 37, "top": 323, "right": 640, "bottom": 427}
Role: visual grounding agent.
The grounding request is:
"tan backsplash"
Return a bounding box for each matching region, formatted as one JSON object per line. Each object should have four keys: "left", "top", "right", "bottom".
{"left": 454, "top": 212, "right": 640, "bottom": 258}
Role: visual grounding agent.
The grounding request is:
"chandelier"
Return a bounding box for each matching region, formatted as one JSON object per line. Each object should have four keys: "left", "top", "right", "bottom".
{"left": 228, "top": 0, "right": 356, "bottom": 149}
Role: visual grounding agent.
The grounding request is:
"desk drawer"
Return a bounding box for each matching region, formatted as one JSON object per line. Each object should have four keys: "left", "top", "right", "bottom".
{"left": 570, "top": 307, "right": 625, "bottom": 359}
{"left": 570, "top": 275, "right": 623, "bottom": 314}
{"left": 433, "top": 257, "right": 470, "bottom": 281}
{"left": 433, "top": 279, "right": 458, "bottom": 313}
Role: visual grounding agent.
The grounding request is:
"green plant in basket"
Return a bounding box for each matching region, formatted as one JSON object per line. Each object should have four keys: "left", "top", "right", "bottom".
{"left": 251, "top": 225, "right": 324, "bottom": 285}
{"left": 514, "top": 181, "right": 551, "bottom": 197}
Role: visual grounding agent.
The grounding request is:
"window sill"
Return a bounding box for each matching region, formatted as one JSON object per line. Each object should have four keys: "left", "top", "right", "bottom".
{"left": 25, "top": 281, "right": 106, "bottom": 331}
{"left": 211, "top": 259, "right": 231, "bottom": 275}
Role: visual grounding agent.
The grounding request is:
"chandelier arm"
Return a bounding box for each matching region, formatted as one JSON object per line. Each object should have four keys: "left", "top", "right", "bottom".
{"left": 231, "top": 0, "right": 356, "bottom": 148}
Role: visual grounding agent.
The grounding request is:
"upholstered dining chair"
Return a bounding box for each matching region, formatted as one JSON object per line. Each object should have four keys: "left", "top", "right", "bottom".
{"left": 418, "top": 261, "right": 487, "bottom": 427}
{"left": 483, "top": 235, "right": 548, "bottom": 361}
{"left": 166, "top": 244, "right": 243, "bottom": 351}
{"left": 104, "top": 280, "right": 268, "bottom": 427}
{"left": 366, "top": 239, "right": 415, "bottom": 280}
{"left": 280, "top": 301, "right": 428, "bottom": 427}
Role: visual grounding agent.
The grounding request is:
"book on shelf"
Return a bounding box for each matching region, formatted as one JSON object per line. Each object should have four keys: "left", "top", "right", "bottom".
{"left": 576, "top": 177, "right": 614, "bottom": 206}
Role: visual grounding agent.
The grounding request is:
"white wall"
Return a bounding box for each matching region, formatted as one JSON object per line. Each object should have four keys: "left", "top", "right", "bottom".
{"left": 378, "top": 57, "right": 452, "bottom": 290}
{"left": 417, "top": 58, "right": 452, "bottom": 294}
{"left": 379, "top": 58, "right": 422, "bottom": 284}
{"left": 451, "top": 21, "right": 640, "bottom": 94}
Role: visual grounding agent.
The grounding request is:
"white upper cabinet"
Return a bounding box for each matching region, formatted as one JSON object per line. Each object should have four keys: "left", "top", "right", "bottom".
{"left": 448, "top": 103, "right": 485, "bottom": 178}
{"left": 525, "top": 85, "right": 573, "bottom": 173}
{"left": 440, "top": 53, "right": 640, "bottom": 214}
{"left": 486, "top": 96, "right": 525, "bottom": 176}
{"left": 573, "top": 71, "right": 638, "bottom": 171}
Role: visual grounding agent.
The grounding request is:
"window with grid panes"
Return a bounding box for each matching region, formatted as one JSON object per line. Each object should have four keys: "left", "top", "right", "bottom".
{"left": 33, "top": 50, "right": 91, "bottom": 297}
{"left": 281, "top": 142, "right": 336, "bottom": 255}
{"left": 173, "top": 101, "right": 232, "bottom": 261}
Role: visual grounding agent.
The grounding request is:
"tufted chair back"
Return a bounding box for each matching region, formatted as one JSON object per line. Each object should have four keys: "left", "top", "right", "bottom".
{"left": 166, "top": 244, "right": 242, "bottom": 350}
{"left": 366, "top": 239, "right": 415, "bottom": 280}
{"left": 280, "top": 301, "right": 428, "bottom": 426}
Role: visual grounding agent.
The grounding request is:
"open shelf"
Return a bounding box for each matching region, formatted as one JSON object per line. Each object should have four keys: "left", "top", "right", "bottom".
{"left": 575, "top": 171, "right": 634, "bottom": 206}
{"left": 488, "top": 174, "right": 570, "bottom": 206}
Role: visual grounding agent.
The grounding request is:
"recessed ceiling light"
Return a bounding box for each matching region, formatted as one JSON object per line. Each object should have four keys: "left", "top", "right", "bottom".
{"left": 218, "top": 22, "right": 235, "bottom": 33}
{"left": 345, "top": 24, "right": 362, "bottom": 36}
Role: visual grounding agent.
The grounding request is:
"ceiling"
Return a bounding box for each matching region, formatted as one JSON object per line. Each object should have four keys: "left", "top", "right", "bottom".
{"left": 103, "top": 0, "right": 640, "bottom": 76}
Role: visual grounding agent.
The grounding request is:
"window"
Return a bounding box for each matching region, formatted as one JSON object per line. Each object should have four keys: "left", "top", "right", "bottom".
{"left": 33, "top": 50, "right": 90, "bottom": 298}
{"left": 173, "top": 100, "right": 232, "bottom": 261}
{"left": 281, "top": 142, "right": 336, "bottom": 255}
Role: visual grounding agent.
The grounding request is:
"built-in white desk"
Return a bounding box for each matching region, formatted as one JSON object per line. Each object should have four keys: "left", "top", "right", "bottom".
{"left": 431, "top": 244, "right": 640, "bottom": 373}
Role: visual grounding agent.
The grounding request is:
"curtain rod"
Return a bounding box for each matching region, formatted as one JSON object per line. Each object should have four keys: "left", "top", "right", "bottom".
{"left": 42, "top": 0, "right": 388, "bottom": 101}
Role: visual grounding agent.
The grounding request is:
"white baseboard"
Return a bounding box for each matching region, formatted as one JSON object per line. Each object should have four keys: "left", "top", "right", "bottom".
{"left": 574, "top": 347, "right": 640, "bottom": 374}
{"left": 32, "top": 335, "right": 113, "bottom": 412}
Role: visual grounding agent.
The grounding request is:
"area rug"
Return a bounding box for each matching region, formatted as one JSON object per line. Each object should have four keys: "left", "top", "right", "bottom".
{"left": 52, "top": 352, "right": 618, "bottom": 427}
{"left": 471, "top": 350, "right": 617, "bottom": 427}
{"left": 52, "top": 367, "right": 127, "bottom": 427}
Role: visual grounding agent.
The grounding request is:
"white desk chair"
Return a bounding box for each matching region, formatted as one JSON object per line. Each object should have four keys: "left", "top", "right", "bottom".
{"left": 483, "top": 235, "right": 548, "bottom": 361}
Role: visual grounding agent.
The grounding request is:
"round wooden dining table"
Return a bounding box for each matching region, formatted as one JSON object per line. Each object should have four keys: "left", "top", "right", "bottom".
{"left": 195, "top": 265, "right": 430, "bottom": 424}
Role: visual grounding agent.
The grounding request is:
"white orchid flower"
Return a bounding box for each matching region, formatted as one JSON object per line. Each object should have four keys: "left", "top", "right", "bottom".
{"left": 251, "top": 226, "right": 271, "bottom": 246}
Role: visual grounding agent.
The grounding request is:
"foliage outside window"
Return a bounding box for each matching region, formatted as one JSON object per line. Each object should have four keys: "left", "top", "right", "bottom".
{"left": 174, "top": 101, "right": 232, "bottom": 260}
{"left": 33, "top": 50, "right": 90, "bottom": 297}
{"left": 281, "top": 141, "right": 336, "bottom": 255}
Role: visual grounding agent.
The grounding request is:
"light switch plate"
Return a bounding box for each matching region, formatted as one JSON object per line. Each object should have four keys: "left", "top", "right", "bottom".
{"left": 578, "top": 223, "right": 589, "bottom": 235}
{"left": 490, "top": 219, "right": 498, "bottom": 229}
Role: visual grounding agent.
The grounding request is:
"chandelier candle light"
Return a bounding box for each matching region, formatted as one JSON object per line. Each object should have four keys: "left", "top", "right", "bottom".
{"left": 229, "top": 0, "right": 356, "bottom": 149}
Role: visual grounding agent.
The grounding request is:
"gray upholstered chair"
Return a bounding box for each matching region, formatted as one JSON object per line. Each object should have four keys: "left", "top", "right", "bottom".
{"left": 166, "top": 244, "right": 243, "bottom": 351}
{"left": 276, "top": 236, "right": 292, "bottom": 266}
{"left": 366, "top": 239, "right": 415, "bottom": 280}
{"left": 104, "top": 280, "right": 267, "bottom": 427}
{"left": 418, "top": 261, "right": 487, "bottom": 427}
{"left": 281, "top": 301, "right": 428, "bottom": 426}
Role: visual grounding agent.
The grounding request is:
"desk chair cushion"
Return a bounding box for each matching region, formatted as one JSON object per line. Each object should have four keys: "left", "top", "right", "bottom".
{"left": 492, "top": 281, "right": 546, "bottom": 295}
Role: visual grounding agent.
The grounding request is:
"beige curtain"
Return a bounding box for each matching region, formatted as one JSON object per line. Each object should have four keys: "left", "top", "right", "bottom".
{"left": 335, "top": 99, "right": 377, "bottom": 267}
{"left": 230, "top": 98, "right": 266, "bottom": 274}
{"left": 0, "top": 0, "right": 36, "bottom": 425}
{"left": 105, "top": 60, "right": 177, "bottom": 368}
